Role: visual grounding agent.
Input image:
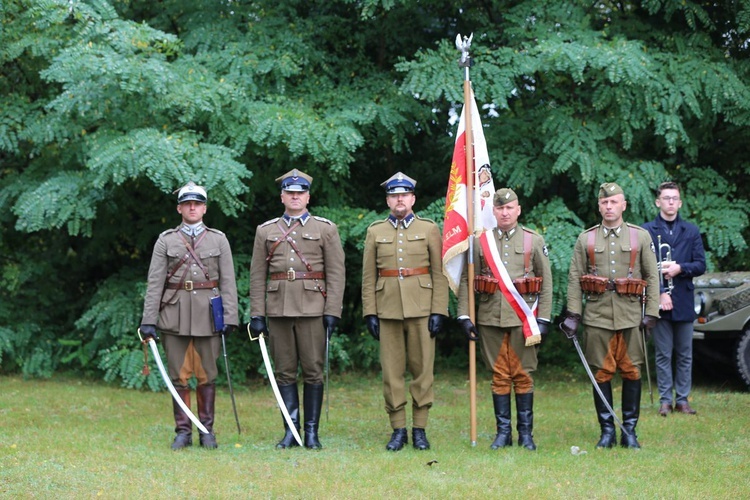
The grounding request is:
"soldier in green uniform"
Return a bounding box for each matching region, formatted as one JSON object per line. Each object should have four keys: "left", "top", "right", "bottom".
{"left": 249, "top": 169, "right": 346, "bottom": 450}
{"left": 361, "top": 172, "right": 449, "bottom": 451}
{"left": 456, "top": 188, "right": 552, "bottom": 451}
{"left": 561, "top": 182, "right": 659, "bottom": 449}
{"left": 140, "top": 182, "right": 239, "bottom": 450}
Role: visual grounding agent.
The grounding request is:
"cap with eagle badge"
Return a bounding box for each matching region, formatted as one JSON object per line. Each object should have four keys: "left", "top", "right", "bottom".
{"left": 381, "top": 172, "right": 416, "bottom": 194}
{"left": 276, "top": 169, "right": 313, "bottom": 192}
{"left": 598, "top": 182, "right": 624, "bottom": 199}
{"left": 493, "top": 188, "right": 518, "bottom": 206}
{"left": 175, "top": 181, "right": 208, "bottom": 204}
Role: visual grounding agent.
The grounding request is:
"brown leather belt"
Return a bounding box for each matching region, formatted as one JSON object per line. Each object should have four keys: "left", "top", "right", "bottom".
{"left": 269, "top": 270, "right": 326, "bottom": 281}
{"left": 378, "top": 267, "right": 430, "bottom": 278}
{"left": 166, "top": 280, "right": 219, "bottom": 291}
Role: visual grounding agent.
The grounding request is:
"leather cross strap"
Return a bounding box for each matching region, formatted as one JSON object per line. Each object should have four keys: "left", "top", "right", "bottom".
{"left": 266, "top": 220, "right": 301, "bottom": 262}
{"left": 269, "top": 271, "right": 326, "bottom": 281}
{"left": 179, "top": 231, "right": 210, "bottom": 281}
{"left": 627, "top": 226, "right": 639, "bottom": 277}
{"left": 160, "top": 230, "right": 209, "bottom": 310}
{"left": 587, "top": 228, "right": 598, "bottom": 274}
{"left": 378, "top": 267, "right": 429, "bottom": 278}
{"left": 166, "top": 280, "right": 219, "bottom": 290}
{"left": 523, "top": 229, "right": 533, "bottom": 276}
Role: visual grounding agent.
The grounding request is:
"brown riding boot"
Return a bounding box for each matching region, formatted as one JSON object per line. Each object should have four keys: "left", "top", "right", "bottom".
{"left": 171, "top": 386, "right": 193, "bottom": 450}
{"left": 197, "top": 383, "right": 218, "bottom": 449}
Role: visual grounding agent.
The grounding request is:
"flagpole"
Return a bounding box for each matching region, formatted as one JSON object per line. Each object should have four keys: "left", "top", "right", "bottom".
{"left": 457, "top": 33, "right": 477, "bottom": 447}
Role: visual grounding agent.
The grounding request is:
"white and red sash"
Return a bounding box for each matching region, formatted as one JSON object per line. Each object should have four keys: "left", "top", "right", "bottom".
{"left": 478, "top": 230, "right": 541, "bottom": 346}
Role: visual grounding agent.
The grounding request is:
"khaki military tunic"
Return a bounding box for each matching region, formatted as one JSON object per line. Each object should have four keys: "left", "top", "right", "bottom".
{"left": 141, "top": 224, "right": 239, "bottom": 385}
{"left": 361, "top": 214, "right": 449, "bottom": 429}
{"left": 457, "top": 227, "right": 552, "bottom": 395}
{"left": 566, "top": 223, "right": 659, "bottom": 381}
{"left": 249, "top": 214, "right": 345, "bottom": 385}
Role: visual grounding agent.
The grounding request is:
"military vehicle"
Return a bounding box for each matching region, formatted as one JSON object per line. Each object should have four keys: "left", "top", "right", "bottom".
{"left": 692, "top": 272, "right": 750, "bottom": 389}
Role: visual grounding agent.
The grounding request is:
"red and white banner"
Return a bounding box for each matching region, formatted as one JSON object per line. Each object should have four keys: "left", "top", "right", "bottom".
{"left": 442, "top": 89, "right": 495, "bottom": 293}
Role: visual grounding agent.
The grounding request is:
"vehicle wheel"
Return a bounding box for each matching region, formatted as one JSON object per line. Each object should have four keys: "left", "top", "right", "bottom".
{"left": 736, "top": 328, "right": 750, "bottom": 390}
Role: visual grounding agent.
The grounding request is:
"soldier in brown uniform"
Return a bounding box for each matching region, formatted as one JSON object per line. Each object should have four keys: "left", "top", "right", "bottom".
{"left": 362, "top": 172, "right": 449, "bottom": 451}
{"left": 140, "top": 182, "right": 239, "bottom": 450}
{"left": 456, "top": 188, "right": 552, "bottom": 451}
{"left": 249, "top": 169, "right": 345, "bottom": 450}
{"left": 561, "top": 182, "right": 659, "bottom": 449}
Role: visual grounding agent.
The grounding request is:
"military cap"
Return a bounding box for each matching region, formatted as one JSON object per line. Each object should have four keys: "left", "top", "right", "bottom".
{"left": 493, "top": 188, "right": 518, "bottom": 206}
{"left": 176, "top": 181, "right": 207, "bottom": 203}
{"left": 276, "top": 169, "right": 312, "bottom": 192}
{"left": 381, "top": 172, "right": 416, "bottom": 194}
{"left": 598, "top": 182, "right": 624, "bottom": 198}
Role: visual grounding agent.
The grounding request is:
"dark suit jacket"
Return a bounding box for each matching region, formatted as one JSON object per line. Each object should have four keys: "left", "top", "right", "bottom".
{"left": 643, "top": 214, "right": 706, "bottom": 322}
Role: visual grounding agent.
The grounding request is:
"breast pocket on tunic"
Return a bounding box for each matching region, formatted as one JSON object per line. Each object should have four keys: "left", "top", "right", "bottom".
{"left": 375, "top": 235, "right": 395, "bottom": 261}
{"left": 405, "top": 233, "right": 428, "bottom": 255}
{"left": 200, "top": 246, "right": 222, "bottom": 278}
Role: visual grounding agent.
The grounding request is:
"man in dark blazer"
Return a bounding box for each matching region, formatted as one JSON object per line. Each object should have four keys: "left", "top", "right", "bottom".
{"left": 643, "top": 181, "right": 706, "bottom": 416}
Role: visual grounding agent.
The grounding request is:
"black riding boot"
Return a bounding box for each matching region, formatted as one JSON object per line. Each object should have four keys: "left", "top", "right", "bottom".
{"left": 171, "top": 386, "right": 192, "bottom": 450}
{"left": 515, "top": 392, "right": 537, "bottom": 451}
{"left": 303, "top": 383, "right": 324, "bottom": 449}
{"left": 620, "top": 379, "right": 642, "bottom": 449}
{"left": 490, "top": 393, "right": 512, "bottom": 449}
{"left": 276, "top": 383, "right": 300, "bottom": 449}
{"left": 594, "top": 382, "right": 617, "bottom": 449}
{"left": 197, "top": 383, "right": 218, "bottom": 449}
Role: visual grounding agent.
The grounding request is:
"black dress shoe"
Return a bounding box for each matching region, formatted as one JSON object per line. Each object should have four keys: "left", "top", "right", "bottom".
{"left": 412, "top": 428, "right": 430, "bottom": 450}
{"left": 386, "top": 428, "right": 408, "bottom": 451}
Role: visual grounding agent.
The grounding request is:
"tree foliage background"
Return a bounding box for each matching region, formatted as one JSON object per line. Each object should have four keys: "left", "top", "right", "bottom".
{"left": 2, "top": 0, "right": 749, "bottom": 387}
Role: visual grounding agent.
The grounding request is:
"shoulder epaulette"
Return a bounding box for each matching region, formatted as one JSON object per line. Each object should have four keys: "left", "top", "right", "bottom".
{"left": 312, "top": 215, "right": 334, "bottom": 225}
{"left": 368, "top": 219, "right": 388, "bottom": 229}
{"left": 414, "top": 214, "right": 437, "bottom": 224}
{"left": 205, "top": 227, "right": 225, "bottom": 236}
{"left": 160, "top": 227, "right": 179, "bottom": 237}
{"left": 584, "top": 224, "right": 600, "bottom": 233}
{"left": 626, "top": 222, "right": 648, "bottom": 233}
{"left": 522, "top": 226, "right": 540, "bottom": 236}
{"left": 259, "top": 217, "right": 280, "bottom": 228}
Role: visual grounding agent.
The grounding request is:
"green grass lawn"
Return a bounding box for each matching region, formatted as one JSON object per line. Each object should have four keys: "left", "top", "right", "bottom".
{"left": 1, "top": 368, "right": 748, "bottom": 498}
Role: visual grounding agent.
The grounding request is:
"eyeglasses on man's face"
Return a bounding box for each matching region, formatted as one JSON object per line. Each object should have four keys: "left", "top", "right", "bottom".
{"left": 660, "top": 196, "right": 680, "bottom": 203}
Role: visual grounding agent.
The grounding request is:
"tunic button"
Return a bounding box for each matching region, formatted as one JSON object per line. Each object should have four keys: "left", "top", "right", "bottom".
{"left": 611, "top": 260, "right": 616, "bottom": 265}
{"left": 611, "top": 269, "right": 616, "bottom": 274}
{"left": 399, "top": 248, "right": 403, "bottom": 252}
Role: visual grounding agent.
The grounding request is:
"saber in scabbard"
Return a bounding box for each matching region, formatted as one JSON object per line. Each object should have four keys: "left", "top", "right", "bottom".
{"left": 325, "top": 327, "right": 330, "bottom": 422}
{"left": 247, "top": 325, "right": 303, "bottom": 447}
{"left": 641, "top": 287, "right": 654, "bottom": 405}
{"left": 137, "top": 328, "right": 209, "bottom": 435}
{"left": 571, "top": 335, "right": 630, "bottom": 438}
{"left": 221, "top": 333, "right": 242, "bottom": 434}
